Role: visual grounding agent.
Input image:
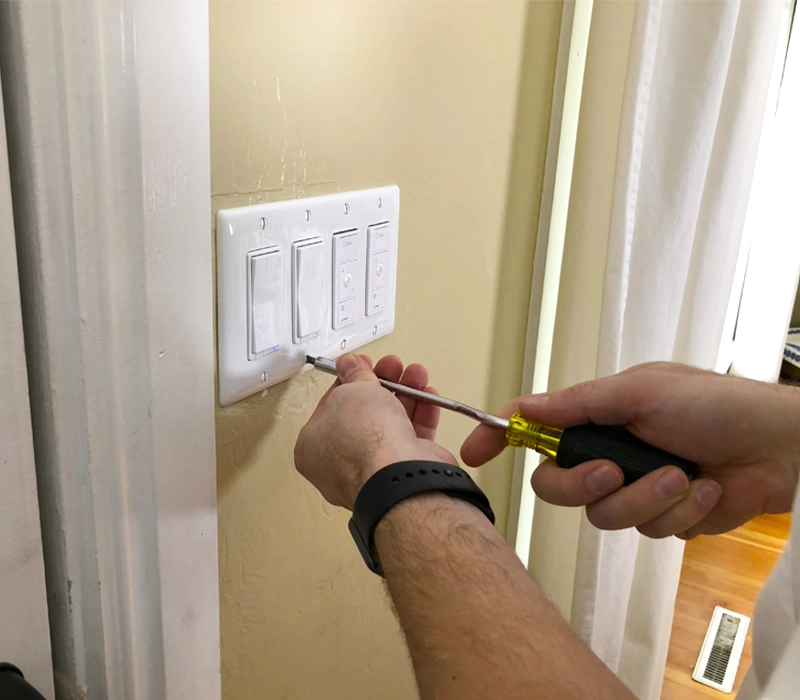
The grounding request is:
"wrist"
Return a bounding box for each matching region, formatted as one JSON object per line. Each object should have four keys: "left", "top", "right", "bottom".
{"left": 348, "top": 461, "right": 495, "bottom": 575}
{"left": 344, "top": 442, "right": 453, "bottom": 509}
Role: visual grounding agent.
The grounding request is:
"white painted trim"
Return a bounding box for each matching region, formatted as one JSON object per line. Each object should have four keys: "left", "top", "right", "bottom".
{"left": 0, "top": 65, "right": 53, "bottom": 698}
{"left": 509, "top": 0, "right": 594, "bottom": 565}
{"left": 0, "top": 2, "right": 220, "bottom": 699}
{"left": 505, "top": 0, "right": 574, "bottom": 549}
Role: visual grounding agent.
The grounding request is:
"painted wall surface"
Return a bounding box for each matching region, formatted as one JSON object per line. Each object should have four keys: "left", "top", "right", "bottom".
{"left": 211, "top": 2, "right": 561, "bottom": 698}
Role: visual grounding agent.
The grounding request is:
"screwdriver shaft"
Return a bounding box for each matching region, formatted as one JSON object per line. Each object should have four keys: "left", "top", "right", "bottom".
{"left": 307, "top": 356, "right": 509, "bottom": 431}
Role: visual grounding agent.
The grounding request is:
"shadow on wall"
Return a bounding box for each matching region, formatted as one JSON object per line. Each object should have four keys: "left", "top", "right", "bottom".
{"left": 477, "top": 1, "right": 562, "bottom": 536}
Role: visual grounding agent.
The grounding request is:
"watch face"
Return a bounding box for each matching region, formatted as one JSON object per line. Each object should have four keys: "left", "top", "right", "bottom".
{"left": 348, "top": 518, "right": 382, "bottom": 575}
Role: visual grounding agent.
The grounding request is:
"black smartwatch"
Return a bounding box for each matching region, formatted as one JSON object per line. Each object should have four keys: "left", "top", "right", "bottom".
{"left": 348, "top": 461, "right": 495, "bottom": 576}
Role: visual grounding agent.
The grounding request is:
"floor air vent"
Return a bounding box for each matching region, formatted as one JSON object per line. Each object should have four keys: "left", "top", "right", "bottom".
{"left": 692, "top": 606, "right": 750, "bottom": 693}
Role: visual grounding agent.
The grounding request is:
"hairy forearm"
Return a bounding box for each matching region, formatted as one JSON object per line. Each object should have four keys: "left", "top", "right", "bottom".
{"left": 374, "top": 494, "right": 635, "bottom": 700}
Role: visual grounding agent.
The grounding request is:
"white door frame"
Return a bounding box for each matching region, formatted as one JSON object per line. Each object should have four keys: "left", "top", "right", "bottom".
{"left": 507, "top": 0, "right": 594, "bottom": 565}
{"left": 0, "top": 64, "right": 53, "bottom": 698}
{"left": 0, "top": 2, "right": 220, "bottom": 698}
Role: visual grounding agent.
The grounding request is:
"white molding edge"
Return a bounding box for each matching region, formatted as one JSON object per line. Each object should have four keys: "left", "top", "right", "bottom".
{"left": 505, "top": 0, "right": 574, "bottom": 550}
{"left": 507, "top": 0, "right": 594, "bottom": 565}
{"left": 0, "top": 64, "right": 54, "bottom": 698}
{"left": 0, "top": 3, "right": 220, "bottom": 699}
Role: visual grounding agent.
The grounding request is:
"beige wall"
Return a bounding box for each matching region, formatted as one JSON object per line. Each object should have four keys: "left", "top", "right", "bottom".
{"left": 211, "top": 2, "right": 561, "bottom": 698}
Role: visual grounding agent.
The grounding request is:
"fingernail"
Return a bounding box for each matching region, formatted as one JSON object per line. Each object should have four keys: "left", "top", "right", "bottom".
{"left": 696, "top": 481, "right": 722, "bottom": 508}
{"left": 586, "top": 465, "right": 624, "bottom": 495}
{"left": 336, "top": 353, "right": 360, "bottom": 380}
{"left": 655, "top": 469, "right": 689, "bottom": 499}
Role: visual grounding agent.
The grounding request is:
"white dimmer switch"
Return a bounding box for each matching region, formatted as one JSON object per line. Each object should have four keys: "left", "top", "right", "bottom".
{"left": 248, "top": 247, "right": 282, "bottom": 359}
{"left": 293, "top": 238, "right": 325, "bottom": 343}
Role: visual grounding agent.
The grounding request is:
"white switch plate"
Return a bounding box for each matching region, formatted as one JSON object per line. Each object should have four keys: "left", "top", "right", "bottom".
{"left": 216, "top": 186, "right": 399, "bottom": 405}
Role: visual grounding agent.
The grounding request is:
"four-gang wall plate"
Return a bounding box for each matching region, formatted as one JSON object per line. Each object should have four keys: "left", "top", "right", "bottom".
{"left": 216, "top": 186, "right": 399, "bottom": 405}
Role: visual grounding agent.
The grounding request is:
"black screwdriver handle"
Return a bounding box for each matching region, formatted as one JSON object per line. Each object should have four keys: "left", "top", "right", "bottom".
{"left": 555, "top": 423, "right": 698, "bottom": 485}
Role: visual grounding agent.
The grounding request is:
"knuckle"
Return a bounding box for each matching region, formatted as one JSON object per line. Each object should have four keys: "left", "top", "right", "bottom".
{"left": 636, "top": 523, "right": 671, "bottom": 540}
{"left": 529, "top": 469, "right": 564, "bottom": 503}
{"left": 568, "top": 379, "right": 597, "bottom": 401}
{"left": 585, "top": 505, "right": 620, "bottom": 531}
{"left": 627, "top": 361, "right": 674, "bottom": 377}
{"left": 293, "top": 431, "right": 309, "bottom": 472}
{"left": 629, "top": 499, "right": 660, "bottom": 522}
{"left": 587, "top": 494, "right": 657, "bottom": 530}
{"left": 639, "top": 361, "right": 671, "bottom": 372}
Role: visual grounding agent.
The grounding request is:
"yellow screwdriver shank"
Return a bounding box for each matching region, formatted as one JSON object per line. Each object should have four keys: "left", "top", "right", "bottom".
{"left": 504, "top": 413, "right": 564, "bottom": 459}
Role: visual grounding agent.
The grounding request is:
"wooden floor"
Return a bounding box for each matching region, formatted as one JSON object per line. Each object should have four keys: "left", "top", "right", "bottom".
{"left": 662, "top": 513, "right": 792, "bottom": 699}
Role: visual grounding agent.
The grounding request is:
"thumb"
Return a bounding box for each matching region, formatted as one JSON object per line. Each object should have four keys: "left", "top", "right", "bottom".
{"left": 336, "top": 353, "right": 379, "bottom": 384}
{"left": 517, "top": 372, "right": 651, "bottom": 428}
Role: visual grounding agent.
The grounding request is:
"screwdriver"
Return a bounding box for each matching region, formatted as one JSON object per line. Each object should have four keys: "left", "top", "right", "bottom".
{"left": 306, "top": 356, "right": 697, "bottom": 485}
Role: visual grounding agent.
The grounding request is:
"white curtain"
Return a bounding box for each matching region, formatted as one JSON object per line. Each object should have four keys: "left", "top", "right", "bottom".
{"left": 568, "top": 2, "right": 783, "bottom": 698}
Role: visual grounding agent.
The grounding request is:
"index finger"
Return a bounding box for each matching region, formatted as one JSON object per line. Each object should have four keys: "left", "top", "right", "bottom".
{"left": 516, "top": 368, "right": 666, "bottom": 429}
{"left": 460, "top": 397, "right": 521, "bottom": 467}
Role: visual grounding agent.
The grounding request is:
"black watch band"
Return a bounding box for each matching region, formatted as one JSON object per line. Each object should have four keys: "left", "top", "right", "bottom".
{"left": 348, "top": 461, "right": 495, "bottom": 576}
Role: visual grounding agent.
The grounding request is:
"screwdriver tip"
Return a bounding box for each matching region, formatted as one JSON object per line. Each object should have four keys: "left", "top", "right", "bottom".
{"left": 305, "top": 355, "right": 317, "bottom": 366}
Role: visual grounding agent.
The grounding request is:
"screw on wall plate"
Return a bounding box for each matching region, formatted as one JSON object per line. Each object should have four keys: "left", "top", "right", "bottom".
{"left": 372, "top": 326, "right": 378, "bottom": 336}
{"left": 343, "top": 203, "right": 350, "bottom": 214}
{"left": 377, "top": 197, "right": 382, "bottom": 208}
{"left": 260, "top": 217, "right": 267, "bottom": 230}
{"left": 340, "top": 339, "right": 347, "bottom": 350}
{"left": 304, "top": 209, "right": 311, "bottom": 222}
{"left": 260, "top": 372, "right": 268, "bottom": 383}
